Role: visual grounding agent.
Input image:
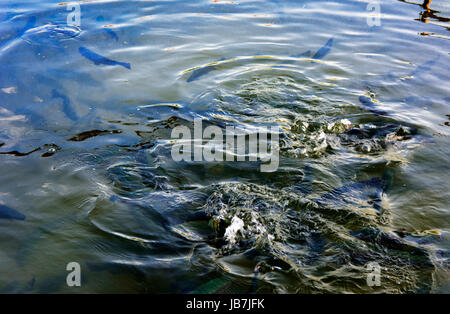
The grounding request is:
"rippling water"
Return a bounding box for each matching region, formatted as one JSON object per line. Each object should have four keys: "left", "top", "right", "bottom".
{"left": 0, "top": 0, "right": 449, "bottom": 293}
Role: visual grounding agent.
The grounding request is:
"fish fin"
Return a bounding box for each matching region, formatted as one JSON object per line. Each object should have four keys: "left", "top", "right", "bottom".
{"left": 0, "top": 204, "right": 26, "bottom": 220}
{"left": 311, "top": 36, "right": 334, "bottom": 60}
{"left": 119, "top": 62, "right": 131, "bottom": 70}
{"left": 359, "top": 95, "right": 388, "bottom": 115}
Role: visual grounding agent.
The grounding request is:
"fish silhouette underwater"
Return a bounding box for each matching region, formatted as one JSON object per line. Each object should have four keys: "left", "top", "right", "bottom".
{"left": 96, "top": 16, "right": 119, "bottom": 42}
{"left": 359, "top": 95, "right": 389, "bottom": 116}
{"left": 310, "top": 37, "right": 334, "bottom": 60}
{"left": 186, "top": 36, "right": 334, "bottom": 82}
{"left": 314, "top": 172, "right": 393, "bottom": 213}
{"left": 0, "top": 204, "right": 25, "bottom": 220}
{"left": 79, "top": 47, "right": 131, "bottom": 70}
{"left": 52, "top": 89, "right": 78, "bottom": 121}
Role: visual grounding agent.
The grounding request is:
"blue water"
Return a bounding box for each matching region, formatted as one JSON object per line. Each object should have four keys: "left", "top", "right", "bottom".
{"left": 0, "top": 0, "right": 449, "bottom": 293}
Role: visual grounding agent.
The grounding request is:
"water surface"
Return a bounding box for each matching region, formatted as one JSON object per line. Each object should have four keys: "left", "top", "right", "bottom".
{"left": 0, "top": 0, "right": 449, "bottom": 293}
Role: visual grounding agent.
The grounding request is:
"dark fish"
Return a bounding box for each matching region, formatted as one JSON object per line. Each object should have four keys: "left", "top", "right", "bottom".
{"left": 311, "top": 37, "right": 334, "bottom": 60}
{"left": 359, "top": 95, "right": 389, "bottom": 116}
{"left": 40, "top": 144, "right": 61, "bottom": 158}
{"left": 0, "top": 204, "right": 26, "bottom": 220}
{"left": 79, "top": 46, "right": 131, "bottom": 70}
{"left": 187, "top": 64, "right": 218, "bottom": 82}
{"left": 68, "top": 129, "right": 122, "bottom": 142}
{"left": 315, "top": 176, "right": 389, "bottom": 212}
{"left": 103, "top": 28, "right": 119, "bottom": 41}
{"left": 0, "top": 147, "right": 41, "bottom": 157}
{"left": 96, "top": 17, "right": 119, "bottom": 41}
{"left": 187, "top": 57, "right": 228, "bottom": 82}
{"left": 16, "top": 16, "right": 37, "bottom": 39}
{"left": 351, "top": 228, "right": 429, "bottom": 258}
{"left": 52, "top": 89, "right": 78, "bottom": 121}
{"left": 359, "top": 95, "right": 375, "bottom": 107}
{"left": 0, "top": 16, "right": 36, "bottom": 53}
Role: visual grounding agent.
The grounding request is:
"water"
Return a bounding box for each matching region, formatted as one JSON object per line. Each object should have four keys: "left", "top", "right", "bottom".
{"left": 0, "top": 0, "right": 449, "bottom": 293}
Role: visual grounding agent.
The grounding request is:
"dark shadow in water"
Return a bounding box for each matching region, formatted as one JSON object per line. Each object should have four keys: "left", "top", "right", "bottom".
{"left": 0, "top": 144, "right": 60, "bottom": 158}
{"left": 79, "top": 46, "right": 131, "bottom": 70}
{"left": 68, "top": 129, "right": 122, "bottom": 142}
{"left": 0, "top": 204, "right": 26, "bottom": 220}
{"left": 0, "top": 147, "right": 41, "bottom": 157}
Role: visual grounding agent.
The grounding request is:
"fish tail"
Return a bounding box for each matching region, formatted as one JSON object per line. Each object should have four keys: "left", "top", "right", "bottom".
{"left": 119, "top": 62, "right": 131, "bottom": 70}
{"left": 311, "top": 36, "right": 334, "bottom": 60}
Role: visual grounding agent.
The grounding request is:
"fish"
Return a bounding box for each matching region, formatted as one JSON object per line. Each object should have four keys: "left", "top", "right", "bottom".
{"left": 187, "top": 38, "right": 333, "bottom": 83}
{"left": 16, "top": 16, "right": 37, "bottom": 39}
{"left": 96, "top": 17, "right": 119, "bottom": 41}
{"left": 78, "top": 47, "right": 131, "bottom": 70}
{"left": 351, "top": 228, "right": 430, "bottom": 259}
{"left": 186, "top": 58, "right": 226, "bottom": 82}
{"left": 52, "top": 89, "right": 78, "bottom": 121}
{"left": 187, "top": 64, "right": 218, "bottom": 82}
{"left": 0, "top": 204, "right": 26, "bottom": 220}
{"left": 103, "top": 28, "right": 119, "bottom": 42}
{"left": 311, "top": 37, "right": 334, "bottom": 60}
{"left": 359, "top": 95, "right": 389, "bottom": 116}
{"left": 0, "top": 147, "right": 41, "bottom": 157}
{"left": 315, "top": 174, "right": 392, "bottom": 212}
{"left": 68, "top": 129, "right": 122, "bottom": 142}
{"left": 187, "top": 37, "right": 333, "bottom": 83}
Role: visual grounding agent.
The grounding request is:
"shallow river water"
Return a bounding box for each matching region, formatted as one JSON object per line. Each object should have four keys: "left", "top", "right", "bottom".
{"left": 0, "top": 0, "right": 449, "bottom": 293}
